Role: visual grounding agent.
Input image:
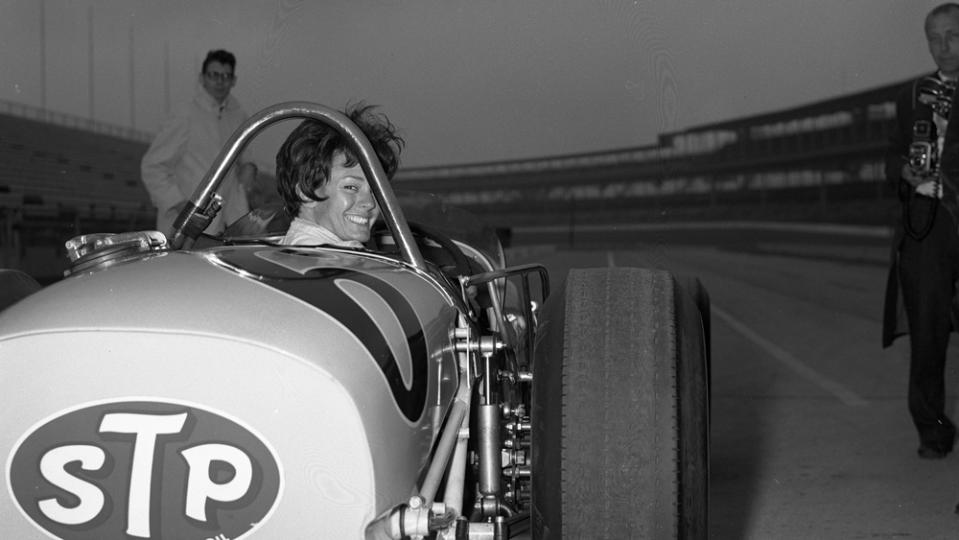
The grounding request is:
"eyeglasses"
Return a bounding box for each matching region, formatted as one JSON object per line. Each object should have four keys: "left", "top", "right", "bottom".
{"left": 204, "top": 71, "right": 235, "bottom": 83}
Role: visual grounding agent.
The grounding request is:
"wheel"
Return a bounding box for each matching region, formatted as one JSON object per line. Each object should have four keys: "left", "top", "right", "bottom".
{"left": 675, "top": 274, "right": 712, "bottom": 413}
{"left": 531, "top": 267, "right": 709, "bottom": 539}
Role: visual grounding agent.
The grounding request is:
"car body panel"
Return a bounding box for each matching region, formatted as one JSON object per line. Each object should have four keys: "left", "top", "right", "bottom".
{"left": 0, "top": 103, "right": 578, "bottom": 539}
{"left": 0, "top": 246, "right": 461, "bottom": 538}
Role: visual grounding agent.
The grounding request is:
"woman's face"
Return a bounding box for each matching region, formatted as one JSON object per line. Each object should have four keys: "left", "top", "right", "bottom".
{"left": 303, "top": 152, "right": 379, "bottom": 242}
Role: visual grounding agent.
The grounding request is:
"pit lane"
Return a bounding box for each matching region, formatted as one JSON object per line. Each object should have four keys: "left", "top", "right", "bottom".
{"left": 507, "top": 222, "right": 959, "bottom": 539}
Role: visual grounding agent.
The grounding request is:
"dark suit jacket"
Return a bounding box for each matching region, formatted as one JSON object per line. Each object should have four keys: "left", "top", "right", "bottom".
{"left": 882, "top": 72, "right": 959, "bottom": 347}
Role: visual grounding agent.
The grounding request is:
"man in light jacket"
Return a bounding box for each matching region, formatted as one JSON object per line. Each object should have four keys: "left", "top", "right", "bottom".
{"left": 141, "top": 49, "right": 256, "bottom": 236}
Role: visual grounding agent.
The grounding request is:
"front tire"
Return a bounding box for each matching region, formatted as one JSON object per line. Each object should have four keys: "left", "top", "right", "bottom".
{"left": 531, "top": 267, "right": 709, "bottom": 538}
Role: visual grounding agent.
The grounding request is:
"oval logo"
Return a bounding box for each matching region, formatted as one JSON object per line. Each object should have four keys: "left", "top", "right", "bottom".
{"left": 7, "top": 398, "right": 283, "bottom": 540}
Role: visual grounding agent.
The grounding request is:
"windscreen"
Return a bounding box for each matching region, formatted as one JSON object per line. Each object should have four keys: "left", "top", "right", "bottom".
{"left": 394, "top": 190, "right": 505, "bottom": 269}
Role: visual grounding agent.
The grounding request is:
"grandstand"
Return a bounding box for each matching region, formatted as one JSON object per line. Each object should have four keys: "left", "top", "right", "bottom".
{"left": 0, "top": 99, "right": 289, "bottom": 281}
{"left": 394, "top": 75, "right": 910, "bottom": 229}
{"left": 0, "top": 75, "right": 916, "bottom": 280}
{"left": 0, "top": 101, "right": 154, "bottom": 278}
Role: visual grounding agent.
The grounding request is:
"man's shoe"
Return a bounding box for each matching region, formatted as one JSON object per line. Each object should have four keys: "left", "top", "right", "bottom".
{"left": 918, "top": 445, "right": 949, "bottom": 459}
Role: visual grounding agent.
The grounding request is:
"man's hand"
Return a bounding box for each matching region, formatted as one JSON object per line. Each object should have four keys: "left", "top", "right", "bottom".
{"left": 901, "top": 164, "right": 941, "bottom": 195}
{"left": 901, "top": 164, "right": 927, "bottom": 188}
{"left": 916, "top": 180, "right": 940, "bottom": 197}
{"left": 238, "top": 162, "right": 258, "bottom": 190}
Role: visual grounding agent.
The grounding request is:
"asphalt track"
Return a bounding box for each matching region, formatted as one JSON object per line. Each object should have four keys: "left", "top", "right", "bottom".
{"left": 508, "top": 222, "right": 959, "bottom": 539}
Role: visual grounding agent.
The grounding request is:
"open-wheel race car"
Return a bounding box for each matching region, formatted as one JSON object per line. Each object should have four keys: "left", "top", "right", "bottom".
{"left": 0, "top": 103, "right": 710, "bottom": 539}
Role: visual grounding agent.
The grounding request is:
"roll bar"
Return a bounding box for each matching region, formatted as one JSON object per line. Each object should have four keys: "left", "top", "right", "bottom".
{"left": 168, "top": 102, "right": 426, "bottom": 270}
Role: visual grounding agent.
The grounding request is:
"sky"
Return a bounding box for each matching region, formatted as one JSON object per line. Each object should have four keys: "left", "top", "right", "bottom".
{"left": 0, "top": 1, "right": 944, "bottom": 169}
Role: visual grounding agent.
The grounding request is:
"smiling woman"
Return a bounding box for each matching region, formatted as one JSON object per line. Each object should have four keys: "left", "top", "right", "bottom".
{"left": 284, "top": 153, "right": 380, "bottom": 247}
{"left": 274, "top": 103, "right": 405, "bottom": 248}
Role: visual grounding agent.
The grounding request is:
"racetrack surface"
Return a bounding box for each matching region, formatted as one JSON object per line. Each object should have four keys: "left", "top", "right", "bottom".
{"left": 508, "top": 228, "right": 959, "bottom": 540}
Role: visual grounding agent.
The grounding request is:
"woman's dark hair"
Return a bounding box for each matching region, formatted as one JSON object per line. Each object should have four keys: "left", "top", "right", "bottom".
{"left": 275, "top": 103, "right": 405, "bottom": 218}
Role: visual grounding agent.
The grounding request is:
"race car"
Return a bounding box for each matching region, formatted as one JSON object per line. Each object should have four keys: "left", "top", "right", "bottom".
{"left": 0, "top": 103, "right": 710, "bottom": 539}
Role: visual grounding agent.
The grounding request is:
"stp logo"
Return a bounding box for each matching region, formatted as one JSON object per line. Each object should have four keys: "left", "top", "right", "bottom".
{"left": 7, "top": 399, "right": 283, "bottom": 539}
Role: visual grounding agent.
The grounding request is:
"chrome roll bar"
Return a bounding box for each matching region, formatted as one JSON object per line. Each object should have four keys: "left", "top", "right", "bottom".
{"left": 168, "top": 102, "right": 426, "bottom": 271}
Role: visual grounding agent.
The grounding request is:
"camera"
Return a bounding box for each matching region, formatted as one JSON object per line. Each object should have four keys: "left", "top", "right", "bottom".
{"left": 909, "top": 120, "right": 938, "bottom": 176}
{"left": 917, "top": 76, "right": 957, "bottom": 118}
{"left": 909, "top": 76, "right": 956, "bottom": 176}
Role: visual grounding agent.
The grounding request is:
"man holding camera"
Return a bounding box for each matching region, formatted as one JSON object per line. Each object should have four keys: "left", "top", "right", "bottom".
{"left": 883, "top": 3, "right": 959, "bottom": 460}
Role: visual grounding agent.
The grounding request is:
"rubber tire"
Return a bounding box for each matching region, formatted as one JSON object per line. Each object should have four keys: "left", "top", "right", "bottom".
{"left": 675, "top": 274, "right": 712, "bottom": 414}
{"left": 531, "top": 267, "right": 709, "bottom": 539}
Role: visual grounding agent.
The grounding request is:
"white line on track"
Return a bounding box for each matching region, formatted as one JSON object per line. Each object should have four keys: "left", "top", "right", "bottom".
{"left": 606, "top": 251, "right": 616, "bottom": 267}
{"left": 711, "top": 304, "right": 869, "bottom": 407}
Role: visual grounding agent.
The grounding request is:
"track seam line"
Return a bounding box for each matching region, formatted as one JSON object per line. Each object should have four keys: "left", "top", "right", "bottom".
{"left": 711, "top": 304, "right": 868, "bottom": 407}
